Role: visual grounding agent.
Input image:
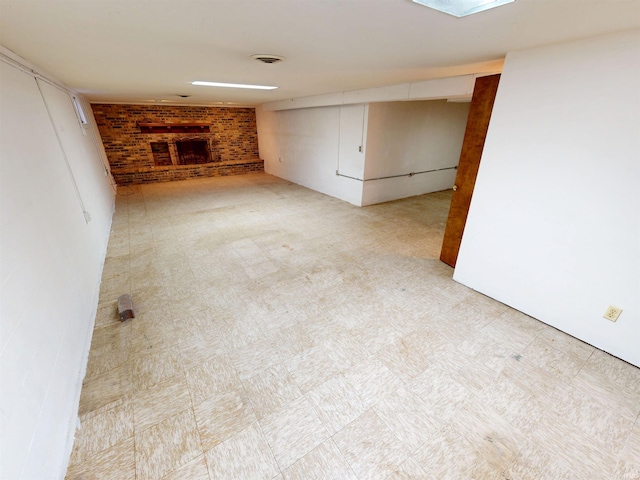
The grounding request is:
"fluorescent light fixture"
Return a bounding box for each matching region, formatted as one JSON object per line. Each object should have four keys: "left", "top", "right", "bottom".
{"left": 412, "top": 0, "right": 515, "bottom": 17}
{"left": 191, "top": 81, "right": 277, "bottom": 90}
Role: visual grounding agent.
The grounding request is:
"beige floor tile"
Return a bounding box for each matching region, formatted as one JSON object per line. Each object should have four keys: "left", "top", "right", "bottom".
{"left": 386, "top": 456, "right": 434, "bottom": 480}
{"left": 443, "top": 300, "right": 495, "bottom": 334}
{"left": 623, "top": 420, "right": 640, "bottom": 460}
{"left": 412, "top": 424, "right": 503, "bottom": 480}
{"left": 333, "top": 409, "right": 410, "bottom": 480}
{"left": 129, "top": 290, "right": 171, "bottom": 318}
{"left": 177, "top": 330, "right": 230, "bottom": 369}
{"left": 169, "top": 292, "right": 221, "bottom": 319}
{"left": 496, "top": 307, "right": 547, "bottom": 336}
{"left": 283, "top": 439, "right": 357, "bottom": 480}
{"left": 251, "top": 308, "right": 302, "bottom": 338}
{"left": 78, "top": 365, "right": 131, "bottom": 417}
{"left": 130, "top": 346, "right": 184, "bottom": 392}
{"left": 474, "top": 373, "right": 546, "bottom": 437}
{"left": 204, "top": 422, "right": 280, "bottom": 480}
{"left": 172, "top": 307, "right": 227, "bottom": 341}
{"left": 522, "top": 336, "right": 586, "bottom": 381}
{"left": 318, "top": 332, "right": 370, "bottom": 372}
{"left": 269, "top": 324, "right": 315, "bottom": 361}
{"left": 84, "top": 332, "right": 130, "bottom": 380}
{"left": 497, "top": 355, "right": 562, "bottom": 402}
{"left": 505, "top": 438, "right": 582, "bottom": 480}
{"left": 128, "top": 308, "right": 180, "bottom": 357}
{"left": 376, "top": 336, "right": 432, "bottom": 383}
{"left": 477, "top": 315, "right": 536, "bottom": 352}
{"left": 98, "top": 272, "right": 131, "bottom": 303}
{"left": 330, "top": 302, "right": 377, "bottom": 332}
{"left": 152, "top": 258, "right": 192, "bottom": 280}
{"left": 535, "top": 326, "right": 595, "bottom": 362}
{"left": 401, "top": 328, "right": 457, "bottom": 361}
{"left": 194, "top": 386, "right": 257, "bottom": 451}
{"left": 457, "top": 327, "right": 530, "bottom": 374}
{"left": 229, "top": 337, "right": 282, "bottom": 379}
{"left": 388, "top": 308, "right": 432, "bottom": 338}
{"left": 65, "top": 438, "right": 135, "bottom": 480}
{"left": 408, "top": 364, "right": 473, "bottom": 424}
{"left": 129, "top": 276, "right": 165, "bottom": 296}
{"left": 300, "top": 315, "right": 348, "bottom": 344}
{"left": 374, "top": 385, "right": 440, "bottom": 452}
{"left": 448, "top": 401, "right": 522, "bottom": 472}
{"left": 93, "top": 302, "right": 121, "bottom": 328}
{"left": 582, "top": 349, "right": 640, "bottom": 394}
{"left": 161, "top": 454, "right": 210, "bottom": 480}
{"left": 132, "top": 375, "right": 193, "bottom": 432}
{"left": 433, "top": 350, "right": 499, "bottom": 394}
{"left": 305, "top": 374, "right": 368, "bottom": 435}
{"left": 69, "top": 401, "right": 133, "bottom": 465}
{"left": 134, "top": 409, "right": 202, "bottom": 480}
{"left": 161, "top": 270, "right": 200, "bottom": 296}
{"left": 342, "top": 356, "right": 404, "bottom": 406}
{"left": 613, "top": 459, "right": 640, "bottom": 480}
{"left": 530, "top": 415, "right": 617, "bottom": 479}
{"left": 455, "top": 290, "right": 509, "bottom": 320}
{"left": 285, "top": 345, "right": 342, "bottom": 393}
{"left": 571, "top": 366, "right": 640, "bottom": 420}
{"left": 548, "top": 382, "right": 636, "bottom": 455}
{"left": 347, "top": 318, "right": 403, "bottom": 354}
{"left": 242, "top": 363, "right": 302, "bottom": 420}
{"left": 89, "top": 321, "right": 131, "bottom": 352}
{"left": 185, "top": 353, "right": 241, "bottom": 405}
{"left": 260, "top": 396, "right": 329, "bottom": 470}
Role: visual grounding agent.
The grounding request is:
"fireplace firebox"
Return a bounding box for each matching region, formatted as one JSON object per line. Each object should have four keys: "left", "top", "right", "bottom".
{"left": 176, "top": 140, "right": 210, "bottom": 165}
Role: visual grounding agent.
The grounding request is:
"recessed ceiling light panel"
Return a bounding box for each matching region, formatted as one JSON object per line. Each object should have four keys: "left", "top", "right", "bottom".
{"left": 412, "top": 0, "right": 515, "bottom": 17}
{"left": 191, "top": 81, "right": 278, "bottom": 90}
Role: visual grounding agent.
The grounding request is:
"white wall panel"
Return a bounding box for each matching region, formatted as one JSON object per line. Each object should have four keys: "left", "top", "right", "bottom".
{"left": 0, "top": 54, "right": 114, "bottom": 478}
{"left": 455, "top": 30, "right": 640, "bottom": 366}
{"left": 361, "top": 100, "right": 469, "bottom": 205}
{"left": 256, "top": 105, "right": 364, "bottom": 205}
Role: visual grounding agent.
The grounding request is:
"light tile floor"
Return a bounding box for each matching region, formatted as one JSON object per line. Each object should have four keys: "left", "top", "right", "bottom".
{"left": 66, "top": 173, "right": 640, "bottom": 480}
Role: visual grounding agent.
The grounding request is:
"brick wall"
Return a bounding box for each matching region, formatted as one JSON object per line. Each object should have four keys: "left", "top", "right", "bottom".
{"left": 92, "top": 104, "right": 263, "bottom": 185}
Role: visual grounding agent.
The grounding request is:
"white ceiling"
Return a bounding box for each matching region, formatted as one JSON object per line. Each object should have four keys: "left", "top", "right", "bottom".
{"left": 1, "top": 0, "right": 638, "bottom": 106}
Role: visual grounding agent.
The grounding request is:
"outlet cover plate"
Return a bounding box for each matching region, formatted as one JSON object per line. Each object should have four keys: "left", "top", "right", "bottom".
{"left": 603, "top": 305, "right": 622, "bottom": 322}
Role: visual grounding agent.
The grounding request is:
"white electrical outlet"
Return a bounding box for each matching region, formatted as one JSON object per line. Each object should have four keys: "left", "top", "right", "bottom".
{"left": 603, "top": 305, "right": 622, "bottom": 322}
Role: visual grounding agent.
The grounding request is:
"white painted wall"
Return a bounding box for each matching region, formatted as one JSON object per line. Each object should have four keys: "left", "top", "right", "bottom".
{"left": 256, "top": 78, "right": 475, "bottom": 207}
{"left": 256, "top": 100, "right": 469, "bottom": 207}
{"left": 454, "top": 30, "right": 640, "bottom": 366}
{"left": 361, "top": 100, "right": 470, "bottom": 206}
{"left": 0, "top": 51, "right": 114, "bottom": 478}
{"left": 256, "top": 105, "right": 364, "bottom": 205}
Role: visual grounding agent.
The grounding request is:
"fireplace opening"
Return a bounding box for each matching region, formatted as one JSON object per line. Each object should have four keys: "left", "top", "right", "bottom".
{"left": 176, "top": 140, "right": 211, "bottom": 165}
{"left": 150, "top": 142, "right": 172, "bottom": 166}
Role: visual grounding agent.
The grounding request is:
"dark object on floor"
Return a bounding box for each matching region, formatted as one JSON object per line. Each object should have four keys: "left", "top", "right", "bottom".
{"left": 117, "top": 294, "right": 135, "bottom": 321}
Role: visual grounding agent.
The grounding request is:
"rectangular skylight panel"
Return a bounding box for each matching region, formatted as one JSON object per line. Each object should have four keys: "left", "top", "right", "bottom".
{"left": 412, "top": 0, "right": 515, "bottom": 17}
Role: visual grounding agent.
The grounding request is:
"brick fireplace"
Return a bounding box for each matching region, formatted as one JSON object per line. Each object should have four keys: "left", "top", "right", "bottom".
{"left": 92, "top": 104, "right": 263, "bottom": 185}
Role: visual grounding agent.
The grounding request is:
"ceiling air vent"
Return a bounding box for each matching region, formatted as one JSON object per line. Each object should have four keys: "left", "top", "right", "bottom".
{"left": 250, "top": 54, "right": 285, "bottom": 64}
